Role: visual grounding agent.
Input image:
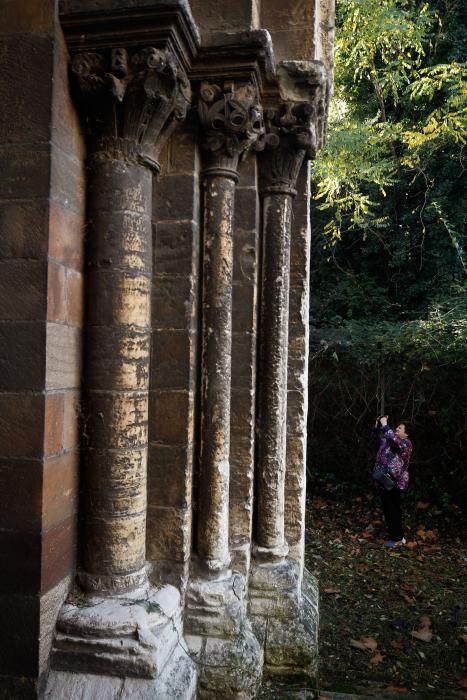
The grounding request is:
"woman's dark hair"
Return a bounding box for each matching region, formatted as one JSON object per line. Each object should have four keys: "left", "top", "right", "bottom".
{"left": 399, "top": 421, "right": 412, "bottom": 436}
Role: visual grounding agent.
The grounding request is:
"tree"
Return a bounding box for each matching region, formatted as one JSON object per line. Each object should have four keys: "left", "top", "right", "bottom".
{"left": 308, "top": 0, "right": 467, "bottom": 500}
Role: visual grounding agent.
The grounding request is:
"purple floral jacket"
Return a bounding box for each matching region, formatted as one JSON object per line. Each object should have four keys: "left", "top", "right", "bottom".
{"left": 374, "top": 426, "right": 412, "bottom": 491}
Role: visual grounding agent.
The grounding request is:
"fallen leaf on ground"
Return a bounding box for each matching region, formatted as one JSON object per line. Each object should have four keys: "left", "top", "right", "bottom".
{"left": 406, "top": 541, "right": 418, "bottom": 550}
{"left": 416, "top": 528, "right": 438, "bottom": 542}
{"left": 323, "top": 588, "right": 340, "bottom": 594}
{"left": 386, "top": 686, "right": 408, "bottom": 693}
{"left": 350, "top": 636, "right": 378, "bottom": 651}
{"left": 350, "top": 639, "right": 368, "bottom": 651}
{"left": 416, "top": 501, "right": 431, "bottom": 509}
{"left": 411, "top": 616, "right": 433, "bottom": 642}
{"left": 370, "top": 652, "right": 385, "bottom": 665}
{"left": 458, "top": 678, "right": 467, "bottom": 688}
{"left": 361, "top": 636, "right": 379, "bottom": 650}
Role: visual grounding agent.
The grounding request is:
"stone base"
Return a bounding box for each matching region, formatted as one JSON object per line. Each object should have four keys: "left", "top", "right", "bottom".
{"left": 249, "top": 562, "right": 319, "bottom": 682}
{"left": 186, "top": 629, "right": 262, "bottom": 699}
{"left": 46, "top": 583, "right": 197, "bottom": 698}
{"left": 184, "top": 571, "right": 263, "bottom": 698}
{"left": 45, "top": 644, "right": 197, "bottom": 699}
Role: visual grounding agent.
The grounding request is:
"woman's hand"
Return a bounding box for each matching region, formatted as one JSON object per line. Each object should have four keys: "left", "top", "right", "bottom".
{"left": 380, "top": 415, "right": 388, "bottom": 427}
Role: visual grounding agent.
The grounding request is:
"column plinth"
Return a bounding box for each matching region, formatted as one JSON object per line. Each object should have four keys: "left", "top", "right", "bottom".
{"left": 47, "top": 46, "right": 197, "bottom": 697}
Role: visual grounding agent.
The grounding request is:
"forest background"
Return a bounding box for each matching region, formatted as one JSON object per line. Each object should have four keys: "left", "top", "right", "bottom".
{"left": 308, "top": 0, "right": 466, "bottom": 505}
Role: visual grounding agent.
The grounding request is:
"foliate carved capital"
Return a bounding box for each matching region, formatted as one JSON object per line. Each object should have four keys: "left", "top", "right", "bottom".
{"left": 197, "top": 81, "right": 272, "bottom": 177}
{"left": 277, "top": 60, "right": 329, "bottom": 152}
{"left": 265, "top": 101, "right": 318, "bottom": 158}
{"left": 71, "top": 47, "right": 191, "bottom": 171}
{"left": 258, "top": 101, "right": 317, "bottom": 196}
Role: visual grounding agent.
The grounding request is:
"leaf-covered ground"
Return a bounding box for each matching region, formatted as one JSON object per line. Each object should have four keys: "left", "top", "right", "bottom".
{"left": 305, "top": 477, "right": 467, "bottom": 698}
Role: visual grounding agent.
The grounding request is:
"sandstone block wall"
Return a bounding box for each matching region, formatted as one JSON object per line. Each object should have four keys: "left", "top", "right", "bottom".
{"left": 0, "top": 0, "right": 334, "bottom": 696}
{"left": 148, "top": 127, "right": 201, "bottom": 591}
{"left": 0, "top": 2, "right": 85, "bottom": 696}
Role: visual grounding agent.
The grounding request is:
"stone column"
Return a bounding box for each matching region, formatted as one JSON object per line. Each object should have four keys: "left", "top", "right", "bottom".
{"left": 197, "top": 165, "right": 236, "bottom": 575}
{"left": 47, "top": 47, "right": 198, "bottom": 698}
{"left": 249, "top": 61, "right": 327, "bottom": 683}
{"left": 76, "top": 45, "right": 189, "bottom": 594}
{"left": 255, "top": 109, "right": 307, "bottom": 561}
{"left": 196, "top": 81, "right": 264, "bottom": 574}
{"left": 184, "top": 81, "right": 265, "bottom": 699}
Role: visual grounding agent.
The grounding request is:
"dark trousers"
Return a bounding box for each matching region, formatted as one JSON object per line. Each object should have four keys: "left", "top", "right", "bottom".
{"left": 380, "top": 488, "right": 404, "bottom": 541}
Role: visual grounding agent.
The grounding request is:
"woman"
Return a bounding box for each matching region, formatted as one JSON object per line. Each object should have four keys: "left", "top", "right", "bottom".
{"left": 373, "top": 416, "right": 413, "bottom": 548}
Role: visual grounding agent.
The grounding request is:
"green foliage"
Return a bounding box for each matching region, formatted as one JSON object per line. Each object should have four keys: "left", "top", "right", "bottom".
{"left": 309, "top": 0, "right": 467, "bottom": 495}
{"left": 311, "top": 0, "right": 466, "bottom": 361}
{"left": 404, "top": 63, "right": 467, "bottom": 155}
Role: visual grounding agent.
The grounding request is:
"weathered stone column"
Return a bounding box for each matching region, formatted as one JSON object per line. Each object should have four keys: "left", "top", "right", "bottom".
{"left": 255, "top": 109, "right": 307, "bottom": 561}
{"left": 249, "top": 61, "right": 327, "bottom": 683}
{"left": 47, "top": 46, "right": 198, "bottom": 698}
{"left": 71, "top": 47, "right": 191, "bottom": 597}
{"left": 76, "top": 45, "right": 190, "bottom": 593}
{"left": 197, "top": 163, "right": 235, "bottom": 574}
{"left": 196, "top": 82, "right": 265, "bottom": 573}
{"left": 184, "top": 81, "right": 265, "bottom": 699}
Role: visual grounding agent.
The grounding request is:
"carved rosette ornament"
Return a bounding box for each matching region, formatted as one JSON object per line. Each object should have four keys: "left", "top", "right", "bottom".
{"left": 72, "top": 46, "right": 191, "bottom": 172}
{"left": 197, "top": 80, "right": 271, "bottom": 178}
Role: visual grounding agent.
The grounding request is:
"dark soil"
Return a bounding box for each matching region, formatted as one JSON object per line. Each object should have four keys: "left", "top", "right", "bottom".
{"left": 305, "top": 476, "right": 467, "bottom": 698}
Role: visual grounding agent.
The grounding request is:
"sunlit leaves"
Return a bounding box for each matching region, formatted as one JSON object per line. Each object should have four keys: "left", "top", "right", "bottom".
{"left": 315, "top": 0, "right": 465, "bottom": 243}
{"left": 336, "top": 0, "right": 433, "bottom": 104}
{"left": 313, "top": 119, "right": 397, "bottom": 238}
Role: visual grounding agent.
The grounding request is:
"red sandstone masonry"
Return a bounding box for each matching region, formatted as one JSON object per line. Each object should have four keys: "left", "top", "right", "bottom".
{"left": 0, "top": 7, "right": 85, "bottom": 692}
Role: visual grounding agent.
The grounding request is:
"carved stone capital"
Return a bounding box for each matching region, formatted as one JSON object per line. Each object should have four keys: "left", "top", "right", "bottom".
{"left": 277, "top": 60, "right": 330, "bottom": 152}
{"left": 258, "top": 101, "right": 315, "bottom": 196}
{"left": 258, "top": 60, "right": 330, "bottom": 196}
{"left": 71, "top": 46, "right": 191, "bottom": 172}
{"left": 197, "top": 80, "right": 269, "bottom": 178}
